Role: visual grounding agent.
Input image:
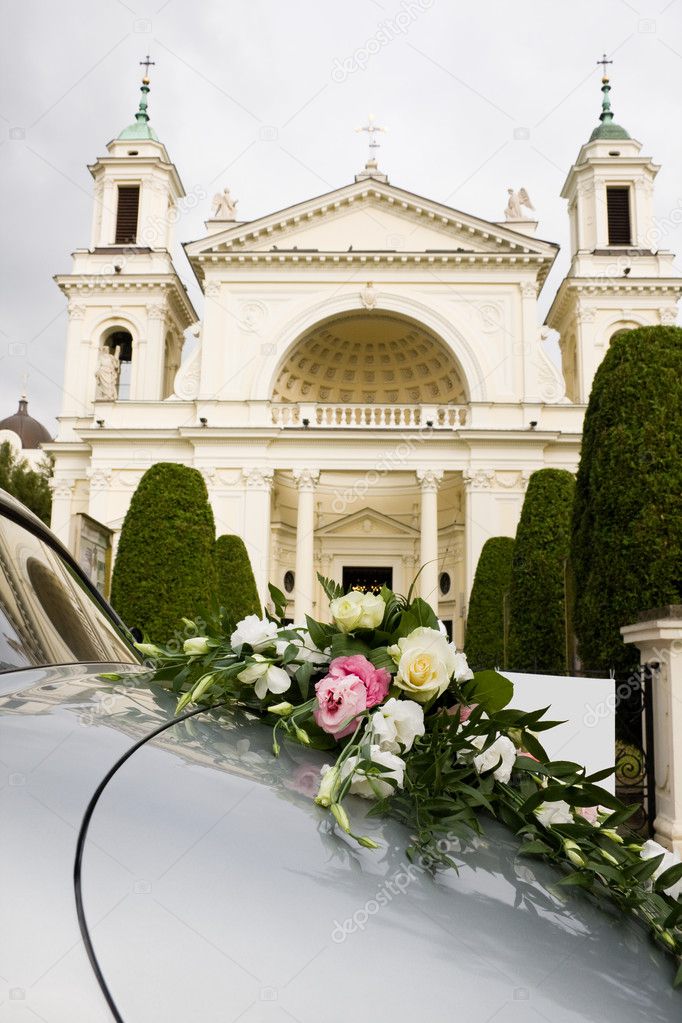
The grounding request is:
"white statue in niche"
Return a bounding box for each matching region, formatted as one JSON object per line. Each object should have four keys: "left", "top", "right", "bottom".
{"left": 95, "top": 345, "right": 121, "bottom": 401}
{"left": 212, "top": 187, "right": 238, "bottom": 220}
{"left": 360, "top": 281, "right": 378, "bottom": 310}
{"left": 504, "top": 187, "right": 535, "bottom": 221}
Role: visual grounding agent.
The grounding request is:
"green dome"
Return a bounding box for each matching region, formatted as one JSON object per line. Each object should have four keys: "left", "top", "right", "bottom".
{"left": 118, "top": 119, "right": 159, "bottom": 142}
{"left": 589, "top": 120, "right": 630, "bottom": 142}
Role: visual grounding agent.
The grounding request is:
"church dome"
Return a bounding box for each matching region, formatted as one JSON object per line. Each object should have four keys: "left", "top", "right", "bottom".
{"left": 273, "top": 312, "right": 467, "bottom": 405}
{"left": 0, "top": 398, "right": 52, "bottom": 449}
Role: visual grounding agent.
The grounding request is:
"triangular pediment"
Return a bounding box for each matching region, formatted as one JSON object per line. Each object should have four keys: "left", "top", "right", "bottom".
{"left": 184, "top": 178, "right": 558, "bottom": 261}
{"left": 317, "top": 507, "right": 418, "bottom": 540}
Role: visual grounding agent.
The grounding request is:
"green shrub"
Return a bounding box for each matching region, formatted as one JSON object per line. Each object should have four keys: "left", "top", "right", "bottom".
{"left": 214, "top": 534, "right": 261, "bottom": 623}
{"left": 465, "top": 537, "right": 515, "bottom": 669}
{"left": 508, "top": 468, "right": 575, "bottom": 674}
{"left": 111, "top": 462, "right": 217, "bottom": 641}
{"left": 571, "top": 325, "right": 682, "bottom": 673}
{"left": 0, "top": 442, "right": 52, "bottom": 524}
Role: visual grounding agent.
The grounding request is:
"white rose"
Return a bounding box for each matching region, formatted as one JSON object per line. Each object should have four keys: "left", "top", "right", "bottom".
{"left": 394, "top": 626, "right": 457, "bottom": 703}
{"left": 330, "top": 591, "right": 385, "bottom": 633}
{"left": 534, "top": 799, "right": 574, "bottom": 829}
{"left": 183, "top": 636, "right": 211, "bottom": 656}
{"left": 338, "top": 744, "right": 406, "bottom": 800}
{"left": 641, "top": 840, "right": 682, "bottom": 899}
{"left": 231, "top": 614, "right": 278, "bottom": 651}
{"left": 371, "top": 698, "right": 425, "bottom": 753}
{"left": 237, "top": 654, "right": 292, "bottom": 700}
{"left": 469, "top": 734, "right": 516, "bottom": 784}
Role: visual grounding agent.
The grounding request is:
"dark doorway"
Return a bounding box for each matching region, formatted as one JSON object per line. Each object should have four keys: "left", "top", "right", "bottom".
{"left": 342, "top": 566, "right": 392, "bottom": 595}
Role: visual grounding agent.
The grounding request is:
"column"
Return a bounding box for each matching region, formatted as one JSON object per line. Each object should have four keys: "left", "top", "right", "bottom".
{"left": 417, "top": 469, "right": 442, "bottom": 604}
{"left": 462, "top": 467, "right": 496, "bottom": 605}
{"left": 293, "top": 468, "right": 319, "bottom": 623}
{"left": 241, "top": 468, "right": 274, "bottom": 605}
{"left": 50, "top": 478, "right": 75, "bottom": 549}
{"left": 621, "top": 608, "right": 682, "bottom": 856}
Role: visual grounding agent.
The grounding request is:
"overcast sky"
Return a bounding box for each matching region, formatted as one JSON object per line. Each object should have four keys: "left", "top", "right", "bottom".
{"left": 2, "top": 0, "right": 682, "bottom": 432}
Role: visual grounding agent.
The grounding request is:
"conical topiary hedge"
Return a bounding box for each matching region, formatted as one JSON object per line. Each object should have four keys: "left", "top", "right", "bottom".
{"left": 571, "top": 325, "right": 682, "bottom": 673}
{"left": 507, "top": 468, "right": 575, "bottom": 675}
{"left": 214, "top": 533, "right": 261, "bottom": 624}
{"left": 464, "top": 536, "right": 515, "bottom": 670}
{"left": 111, "top": 462, "right": 217, "bottom": 642}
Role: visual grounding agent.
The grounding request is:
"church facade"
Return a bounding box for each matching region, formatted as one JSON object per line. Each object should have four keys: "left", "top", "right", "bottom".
{"left": 46, "top": 72, "right": 682, "bottom": 643}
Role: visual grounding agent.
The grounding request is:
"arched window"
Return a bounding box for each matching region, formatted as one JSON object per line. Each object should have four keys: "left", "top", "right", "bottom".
{"left": 104, "top": 329, "right": 133, "bottom": 400}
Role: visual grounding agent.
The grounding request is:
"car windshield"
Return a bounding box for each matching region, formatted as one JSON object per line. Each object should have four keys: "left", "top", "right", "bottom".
{"left": 0, "top": 510, "right": 137, "bottom": 671}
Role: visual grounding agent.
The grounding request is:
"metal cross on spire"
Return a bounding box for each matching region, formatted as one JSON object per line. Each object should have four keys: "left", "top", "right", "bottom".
{"left": 597, "top": 52, "right": 613, "bottom": 76}
{"left": 139, "top": 54, "right": 155, "bottom": 80}
{"left": 355, "top": 113, "right": 387, "bottom": 166}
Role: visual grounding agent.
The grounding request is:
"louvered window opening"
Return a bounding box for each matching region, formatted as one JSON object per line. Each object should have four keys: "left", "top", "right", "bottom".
{"left": 606, "top": 186, "right": 631, "bottom": 246}
{"left": 115, "top": 185, "right": 140, "bottom": 244}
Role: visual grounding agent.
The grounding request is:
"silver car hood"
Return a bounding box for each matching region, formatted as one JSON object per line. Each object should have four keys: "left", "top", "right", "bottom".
{"left": 2, "top": 667, "right": 680, "bottom": 1022}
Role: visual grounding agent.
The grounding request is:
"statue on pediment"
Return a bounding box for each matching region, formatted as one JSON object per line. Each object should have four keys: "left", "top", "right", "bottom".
{"left": 212, "top": 187, "right": 238, "bottom": 220}
{"left": 504, "top": 187, "right": 535, "bottom": 221}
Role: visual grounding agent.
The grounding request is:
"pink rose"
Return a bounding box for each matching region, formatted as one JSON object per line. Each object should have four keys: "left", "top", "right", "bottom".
{"left": 328, "top": 655, "right": 391, "bottom": 709}
{"left": 577, "top": 805, "right": 599, "bottom": 824}
{"left": 313, "top": 655, "right": 390, "bottom": 739}
{"left": 314, "top": 672, "right": 367, "bottom": 738}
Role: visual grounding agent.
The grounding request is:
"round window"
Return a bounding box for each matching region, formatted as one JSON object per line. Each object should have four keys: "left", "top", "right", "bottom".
{"left": 439, "top": 571, "right": 451, "bottom": 596}
{"left": 283, "top": 570, "right": 295, "bottom": 594}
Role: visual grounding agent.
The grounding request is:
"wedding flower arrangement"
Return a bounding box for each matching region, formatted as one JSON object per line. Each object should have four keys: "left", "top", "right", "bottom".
{"left": 135, "top": 577, "right": 682, "bottom": 985}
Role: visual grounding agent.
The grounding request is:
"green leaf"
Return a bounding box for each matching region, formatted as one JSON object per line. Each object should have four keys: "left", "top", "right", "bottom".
{"left": 294, "top": 660, "right": 313, "bottom": 700}
{"left": 368, "top": 646, "right": 397, "bottom": 671}
{"left": 406, "top": 597, "right": 440, "bottom": 629}
{"left": 674, "top": 963, "right": 682, "bottom": 989}
{"left": 654, "top": 862, "right": 682, "bottom": 894}
{"left": 556, "top": 872, "right": 593, "bottom": 888}
{"left": 317, "top": 573, "right": 344, "bottom": 601}
{"left": 268, "top": 582, "right": 287, "bottom": 620}
{"left": 518, "top": 840, "right": 552, "bottom": 856}
{"left": 463, "top": 669, "right": 514, "bottom": 714}
{"left": 521, "top": 731, "right": 549, "bottom": 762}
{"left": 305, "top": 615, "right": 337, "bottom": 652}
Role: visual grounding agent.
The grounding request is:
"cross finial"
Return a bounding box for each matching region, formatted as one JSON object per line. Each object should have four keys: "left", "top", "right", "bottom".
{"left": 139, "top": 54, "right": 155, "bottom": 80}
{"left": 597, "top": 52, "right": 613, "bottom": 77}
{"left": 355, "top": 113, "right": 387, "bottom": 166}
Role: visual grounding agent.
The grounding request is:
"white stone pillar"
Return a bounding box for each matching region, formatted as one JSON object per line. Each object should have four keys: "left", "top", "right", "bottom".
{"left": 621, "top": 607, "right": 682, "bottom": 856}
{"left": 49, "top": 478, "right": 75, "bottom": 549}
{"left": 241, "top": 468, "right": 274, "bottom": 606}
{"left": 293, "top": 468, "right": 319, "bottom": 623}
{"left": 417, "top": 469, "right": 442, "bottom": 604}
{"left": 462, "top": 467, "right": 496, "bottom": 605}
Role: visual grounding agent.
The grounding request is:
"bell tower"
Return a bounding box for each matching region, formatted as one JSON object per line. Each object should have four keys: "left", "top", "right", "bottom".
{"left": 546, "top": 61, "right": 682, "bottom": 402}
{"left": 54, "top": 60, "right": 197, "bottom": 432}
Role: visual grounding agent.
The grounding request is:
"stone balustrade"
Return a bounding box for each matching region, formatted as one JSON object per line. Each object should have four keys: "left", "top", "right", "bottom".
{"left": 270, "top": 402, "right": 468, "bottom": 429}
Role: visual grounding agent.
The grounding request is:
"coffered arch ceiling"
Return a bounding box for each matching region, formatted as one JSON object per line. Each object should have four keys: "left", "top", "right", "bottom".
{"left": 272, "top": 312, "right": 468, "bottom": 404}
